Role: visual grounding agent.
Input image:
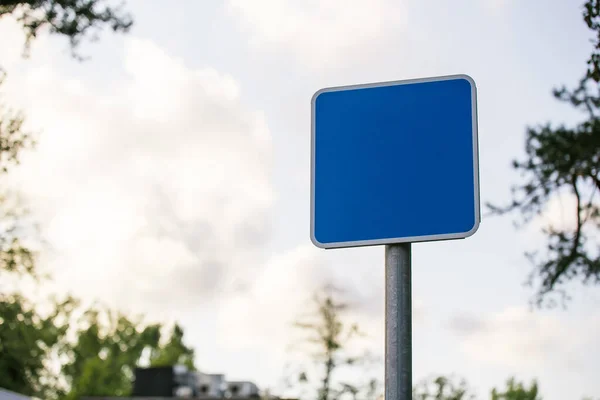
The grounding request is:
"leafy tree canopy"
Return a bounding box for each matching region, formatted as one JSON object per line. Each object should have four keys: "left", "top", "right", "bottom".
{"left": 488, "top": 0, "right": 600, "bottom": 307}
{"left": 0, "top": 293, "right": 77, "bottom": 399}
{"left": 0, "top": 0, "right": 133, "bottom": 59}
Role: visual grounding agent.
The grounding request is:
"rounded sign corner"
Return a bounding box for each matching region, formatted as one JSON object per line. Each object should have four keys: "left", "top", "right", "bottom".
{"left": 455, "top": 74, "right": 477, "bottom": 90}
{"left": 310, "top": 231, "right": 329, "bottom": 249}
{"left": 311, "top": 88, "right": 329, "bottom": 107}
{"left": 461, "top": 217, "right": 481, "bottom": 239}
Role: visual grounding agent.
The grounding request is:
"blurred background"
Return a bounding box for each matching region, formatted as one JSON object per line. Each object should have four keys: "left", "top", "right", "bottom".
{"left": 0, "top": 1, "right": 599, "bottom": 399}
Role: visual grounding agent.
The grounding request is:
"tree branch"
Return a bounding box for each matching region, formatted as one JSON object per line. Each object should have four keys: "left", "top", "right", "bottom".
{"left": 548, "top": 177, "right": 584, "bottom": 289}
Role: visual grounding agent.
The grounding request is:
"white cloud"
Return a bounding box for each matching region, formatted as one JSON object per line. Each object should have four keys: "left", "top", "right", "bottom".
{"left": 449, "top": 307, "right": 600, "bottom": 371}
{"left": 215, "top": 244, "right": 393, "bottom": 398}
{"left": 0, "top": 16, "right": 397, "bottom": 388}
{"left": 0, "top": 17, "right": 36, "bottom": 73}
{"left": 3, "top": 35, "right": 275, "bottom": 316}
{"left": 0, "top": 19, "right": 24, "bottom": 71}
{"left": 531, "top": 192, "right": 580, "bottom": 233}
{"left": 522, "top": 189, "right": 599, "bottom": 256}
{"left": 216, "top": 243, "right": 427, "bottom": 386}
{"left": 226, "top": 0, "right": 405, "bottom": 69}
{"left": 217, "top": 244, "right": 378, "bottom": 354}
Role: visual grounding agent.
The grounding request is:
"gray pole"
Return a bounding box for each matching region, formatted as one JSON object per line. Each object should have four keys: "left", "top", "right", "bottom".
{"left": 385, "top": 243, "right": 412, "bottom": 400}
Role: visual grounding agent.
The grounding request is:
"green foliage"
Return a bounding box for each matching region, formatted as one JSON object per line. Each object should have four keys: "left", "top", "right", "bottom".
{"left": 490, "top": 378, "right": 541, "bottom": 400}
{"left": 0, "top": 293, "right": 77, "bottom": 399}
{"left": 66, "top": 356, "right": 129, "bottom": 398}
{"left": 0, "top": 73, "right": 39, "bottom": 281}
{"left": 0, "top": 2, "right": 183, "bottom": 399}
{"left": 149, "top": 323, "right": 196, "bottom": 371}
{"left": 61, "top": 306, "right": 160, "bottom": 398}
{"left": 0, "top": 69, "right": 55, "bottom": 398}
{"left": 413, "top": 375, "right": 476, "bottom": 400}
{"left": 584, "top": 0, "right": 600, "bottom": 81}
{"left": 413, "top": 375, "right": 599, "bottom": 400}
{"left": 61, "top": 307, "right": 197, "bottom": 399}
{"left": 0, "top": 193, "right": 37, "bottom": 279}
{"left": 0, "top": 296, "right": 198, "bottom": 399}
{"left": 2, "top": 54, "right": 194, "bottom": 398}
{"left": 0, "top": 71, "right": 34, "bottom": 174}
{"left": 291, "top": 286, "right": 380, "bottom": 400}
{"left": 0, "top": 0, "right": 133, "bottom": 59}
{"left": 488, "top": 2, "right": 600, "bottom": 307}
{"left": 488, "top": 76, "right": 600, "bottom": 307}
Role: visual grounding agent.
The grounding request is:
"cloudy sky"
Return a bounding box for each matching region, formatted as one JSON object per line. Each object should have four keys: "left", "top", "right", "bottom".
{"left": 1, "top": 0, "right": 600, "bottom": 399}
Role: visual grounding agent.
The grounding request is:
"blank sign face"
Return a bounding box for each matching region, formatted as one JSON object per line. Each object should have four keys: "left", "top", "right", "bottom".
{"left": 310, "top": 75, "right": 480, "bottom": 249}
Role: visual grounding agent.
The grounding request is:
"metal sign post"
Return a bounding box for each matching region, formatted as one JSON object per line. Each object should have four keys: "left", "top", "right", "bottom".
{"left": 385, "top": 243, "right": 412, "bottom": 400}
{"left": 310, "top": 74, "right": 479, "bottom": 400}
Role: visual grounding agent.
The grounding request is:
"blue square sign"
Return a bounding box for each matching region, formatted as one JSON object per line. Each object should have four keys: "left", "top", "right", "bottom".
{"left": 310, "top": 75, "right": 480, "bottom": 249}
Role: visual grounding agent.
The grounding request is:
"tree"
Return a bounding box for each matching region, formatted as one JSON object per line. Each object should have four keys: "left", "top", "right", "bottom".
{"left": 0, "top": 71, "right": 37, "bottom": 279}
{"left": 488, "top": 0, "right": 600, "bottom": 307}
{"left": 0, "top": 70, "right": 34, "bottom": 174}
{"left": 1, "top": 3, "right": 139, "bottom": 397}
{"left": 584, "top": 0, "right": 600, "bottom": 82}
{"left": 0, "top": 293, "right": 77, "bottom": 399}
{"left": 0, "top": 68, "right": 61, "bottom": 399}
{"left": 0, "top": 0, "right": 134, "bottom": 283}
{"left": 490, "top": 378, "right": 541, "bottom": 400}
{"left": 0, "top": 0, "right": 132, "bottom": 59}
{"left": 62, "top": 306, "right": 161, "bottom": 399}
{"left": 60, "top": 306, "right": 197, "bottom": 399}
{"left": 413, "top": 375, "right": 599, "bottom": 400}
{"left": 412, "top": 375, "right": 475, "bottom": 400}
{"left": 289, "top": 286, "right": 380, "bottom": 400}
{"left": 149, "top": 323, "right": 196, "bottom": 371}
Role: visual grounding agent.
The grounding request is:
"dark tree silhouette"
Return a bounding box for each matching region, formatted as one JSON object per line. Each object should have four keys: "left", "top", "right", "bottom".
{"left": 584, "top": 0, "right": 600, "bottom": 81}
{"left": 0, "top": 0, "right": 132, "bottom": 59}
{"left": 488, "top": 0, "right": 600, "bottom": 307}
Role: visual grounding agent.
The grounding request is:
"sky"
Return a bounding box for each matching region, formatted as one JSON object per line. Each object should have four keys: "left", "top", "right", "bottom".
{"left": 1, "top": 0, "right": 599, "bottom": 399}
